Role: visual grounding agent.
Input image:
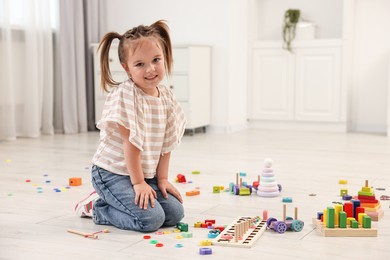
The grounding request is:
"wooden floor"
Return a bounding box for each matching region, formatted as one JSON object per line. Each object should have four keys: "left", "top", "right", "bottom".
{"left": 1, "top": 129, "right": 389, "bottom": 260}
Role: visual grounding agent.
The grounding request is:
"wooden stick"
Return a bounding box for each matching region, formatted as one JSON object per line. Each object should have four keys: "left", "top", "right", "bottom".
{"left": 67, "top": 229, "right": 98, "bottom": 239}
{"left": 91, "top": 229, "right": 110, "bottom": 235}
{"left": 295, "top": 207, "right": 298, "bottom": 220}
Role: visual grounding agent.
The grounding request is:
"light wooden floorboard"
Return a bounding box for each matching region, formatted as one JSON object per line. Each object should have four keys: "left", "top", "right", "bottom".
{"left": 1, "top": 129, "right": 389, "bottom": 260}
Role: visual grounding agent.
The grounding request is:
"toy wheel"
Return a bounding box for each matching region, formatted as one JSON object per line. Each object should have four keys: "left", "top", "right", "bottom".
{"left": 274, "top": 221, "right": 287, "bottom": 233}
{"left": 266, "top": 217, "right": 277, "bottom": 227}
{"left": 286, "top": 216, "right": 293, "bottom": 221}
{"left": 291, "top": 220, "right": 304, "bottom": 232}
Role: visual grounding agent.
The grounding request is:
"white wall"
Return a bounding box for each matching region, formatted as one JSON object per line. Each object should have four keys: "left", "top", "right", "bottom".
{"left": 105, "top": 0, "right": 390, "bottom": 134}
{"left": 350, "top": 0, "right": 390, "bottom": 133}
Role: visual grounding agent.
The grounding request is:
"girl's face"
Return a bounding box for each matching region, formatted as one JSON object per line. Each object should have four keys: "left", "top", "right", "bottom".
{"left": 123, "top": 38, "right": 165, "bottom": 97}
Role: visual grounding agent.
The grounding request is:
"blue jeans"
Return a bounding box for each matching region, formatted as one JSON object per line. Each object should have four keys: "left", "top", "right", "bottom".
{"left": 91, "top": 165, "right": 184, "bottom": 232}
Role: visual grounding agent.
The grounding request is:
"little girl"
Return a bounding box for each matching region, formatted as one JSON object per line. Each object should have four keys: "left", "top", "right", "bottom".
{"left": 75, "top": 20, "right": 186, "bottom": 232}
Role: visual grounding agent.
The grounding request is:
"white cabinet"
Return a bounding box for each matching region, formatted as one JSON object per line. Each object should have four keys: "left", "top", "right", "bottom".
{"left": 92, "top": 44, "right": 127, "bottom": 123}
{"left": 248, "top": 0, "right": 350, "bottom": 132}
{"left": 92, "top": 44, "right": 211, "bottom": 132}
{"left": 170, "top": 45, "right": 211, "bottom": 132}
{"left": 250, "top": 42, "right": 343, "bottom": 126}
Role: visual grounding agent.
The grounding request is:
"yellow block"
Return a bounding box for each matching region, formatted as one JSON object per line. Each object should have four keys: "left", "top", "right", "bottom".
{"left": 323, "top": 209, "right": 327, "bottom": 225}
{"left": 347, "top": 217, "right": 355, "bottom": 226}
{"left": 339, "top": 179, "right": 348, "bottom": 184}
{"left": 358, "top": 213, "right": 367, "bottom": 226}
{"left": 362, "top": 187, "right": 373, "bottom": 193}
{"left": 334, "top": 204, "right": 343, "bottom": 227}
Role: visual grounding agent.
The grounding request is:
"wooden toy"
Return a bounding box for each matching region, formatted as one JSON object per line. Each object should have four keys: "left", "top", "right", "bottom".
{"left": 176, "top": 222, "right": 188, "bottom": 232}
{"left": 199, "top": 240, "right": 212, "bottom": 246}
{"left": 267, "top": 205, "right": 304, "bottom": 233}
{"left": 355, "top": 180, "right": 384, "bottom": 221}
{"left": 199, "top": 248, "right": 212, "bottom": 255}
{"left": 230, "top": 173, "right": 253, "bottom": 196}
{"left": 185, "top": 190, "right": 200, "bottom": 196}
{"left": 312, "top": 218, "right": 377, "bottom": 237}
{"left": 257, "top": 158, "right": 282, "bottom": 197}
{"left": 176, "top": 174, "right": 186, "bottom": 183}
{"left": 67, "top": 228, "right": 109, "bottom": 239}
{"left": 69, "top": 177, "right": 82, "bottom": 186}
{"left": 313, "top": 200, "right": 378, "bottom": 237}
{"left": 212, "top": 216, "right": 267, "bottom": 248}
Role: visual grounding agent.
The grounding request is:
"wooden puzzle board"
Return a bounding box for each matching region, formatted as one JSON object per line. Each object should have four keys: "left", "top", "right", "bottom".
{"left": 212, "top": 216, "right": 267, "bottom": 248}
{"left": 312, "top": 218, "right": 377, "bottom": 237}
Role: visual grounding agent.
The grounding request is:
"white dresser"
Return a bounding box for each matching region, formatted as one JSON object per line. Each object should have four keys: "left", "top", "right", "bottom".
{"left": 170, "top": 45, "right": 211, "bottom": 134}
{"left": 92, "top": 44, "right": 211, "bottom": 134}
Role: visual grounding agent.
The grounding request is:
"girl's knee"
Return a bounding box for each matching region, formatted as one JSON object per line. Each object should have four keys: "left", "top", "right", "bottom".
{"left": 163, "top": 204, "right": 184, "bottom": 227}
{"left": 138, "top": 212, "right": 165, "bottom": 232}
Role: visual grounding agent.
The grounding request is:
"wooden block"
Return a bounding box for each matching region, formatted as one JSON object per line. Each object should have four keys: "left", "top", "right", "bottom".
{"left": 362, "top": 187, "right": 372, "bottom": 193}
{"left": 339, "top": 211, "right": 347, "bottom": 228}
{"left": 358, "top": 191, "right": 374, "bottom": 197}
{"left": 351, "top": 220, "right": 359, "bottom": 228}
{"left": 359, "top": 199, "right": 379, "bottom": 204}
{"left": 334, "top": 204, "right": 343, "bottom": 226}
{"left": 366, "top": 209, "right": 384, "bottom": 221}
{"left": 186, "top": 190, "right": 200, "bottom": 196}
{"left": 355, "top": 207, "right": 365, "bottom": 220}
{"left": 339, "top": 179, "right": 348, "bottom": 184}
{"left": 312, "top": 218, "right": 377, "bottom": 237}
{"left": 358, "top": 194, "right": 376, "bottom": 200}
{"left": 323, "top": 209, "right": 327, "bottom": 224}
{"left": 363, "top": 216, "right": 372, "bottom": 228}
{"left": 361, "top": 203, "right": 380, "bottom": 209}
{"left": 347, "top": 217, "right": 355, "bottom": 226}
{"left": 343, "top": 202, "right": 353, "bottom": 218}
{"left": 69, "top": 177, "right": 82, "bottom": 186}
{"left": 340, "top": 189, "right": 348, "bottom": 196}
{"left": 358, "top": 213, "right": 367, "bottom": 226}
{"left": 326, "top": 207, "right": 335, "bottom": 228}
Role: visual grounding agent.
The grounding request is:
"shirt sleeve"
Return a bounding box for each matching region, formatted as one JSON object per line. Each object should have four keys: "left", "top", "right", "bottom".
{"left": 161, "top": 86, "right": 187, "bottom": 154}
{"left": 96, "top": 81, "right": 144, "bottom": 151}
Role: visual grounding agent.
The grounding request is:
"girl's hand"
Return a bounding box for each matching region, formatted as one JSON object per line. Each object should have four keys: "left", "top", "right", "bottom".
{"left": 133, "top": 181, "right": 157, "bottom": 209}
{"left": 158, "top": 179, "right": 183, "bottom": 203}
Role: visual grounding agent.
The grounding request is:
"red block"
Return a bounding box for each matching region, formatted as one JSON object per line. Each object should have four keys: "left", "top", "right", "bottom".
{"left": 359, "top": 198, "right": 378, "bottom": 204}
{"left": 177, "top": 174, "right": 187, "bottom": 183}
{"left": 343, "top": 202, "right": 353, "bottom": 218}
{"left": 355, "top": 207, "right": 365, "bottom": 220}
{"left": 358, "top": 195, "right": 376, "bottom": 200}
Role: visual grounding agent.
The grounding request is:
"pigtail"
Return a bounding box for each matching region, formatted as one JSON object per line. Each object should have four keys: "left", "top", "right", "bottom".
{"left": 97, "top": 32, "right": 122, "bottom": 92}
{"left": 151, "top": 20, "right": 173, "bottom": 76}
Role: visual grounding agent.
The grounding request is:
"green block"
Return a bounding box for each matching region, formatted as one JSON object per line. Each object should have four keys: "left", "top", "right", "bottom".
{"left": 358, "top": 191, "right": 374, "bottom": 197}
{"left": 351, "top": 220, "right": 359, "bottom": 228}
{"left": 326, "top": 207, "right": 335, "bottom": 228}
{"left": 363, "top": 216, "right": 372, "bottom": 228}
{"left": 340, "top": 189, "right": 348, "bottom": 196}
{"left": 339, "top": 211, "right": 347, "bottom": 228}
